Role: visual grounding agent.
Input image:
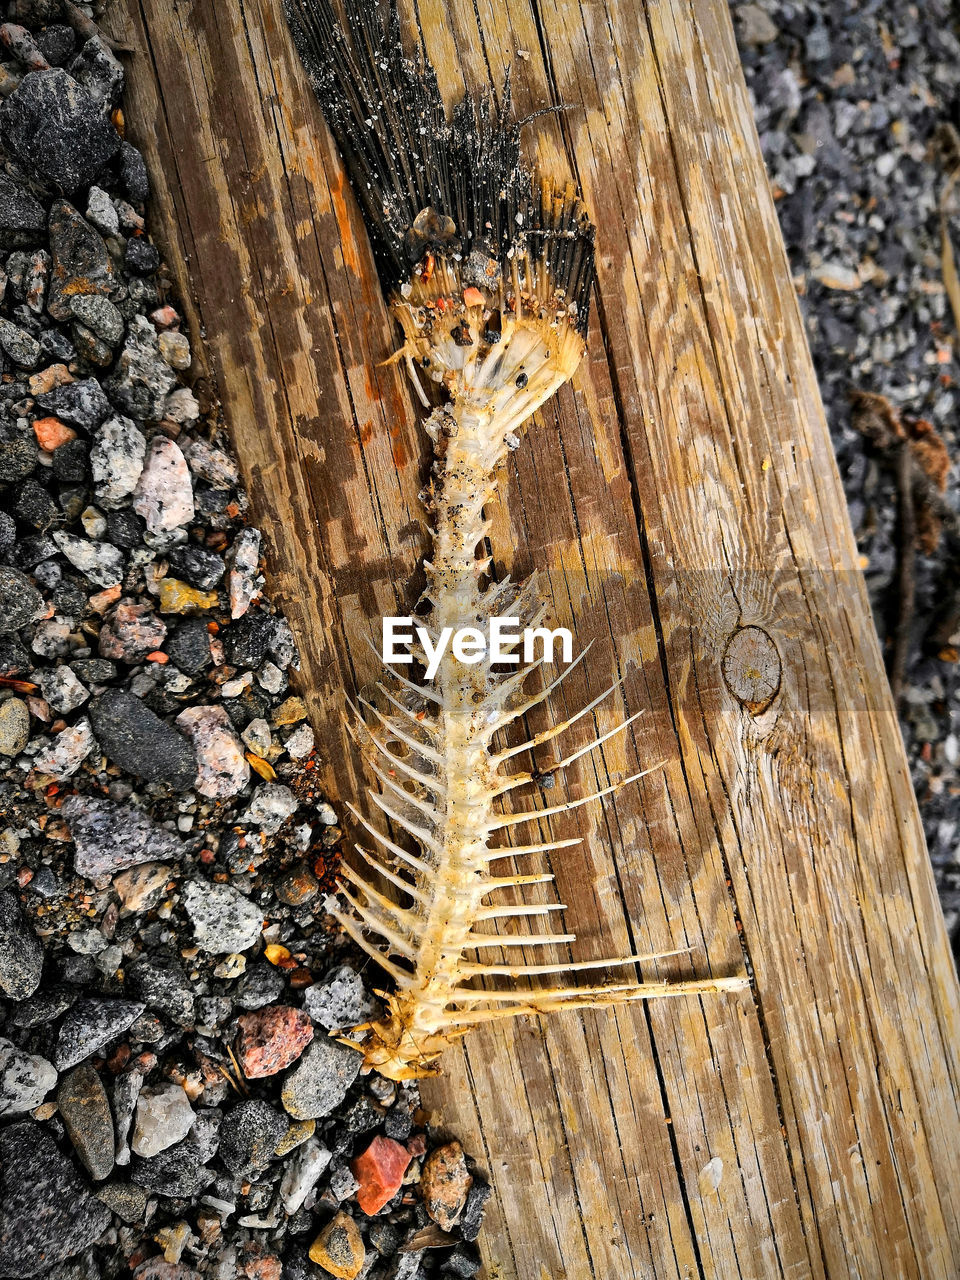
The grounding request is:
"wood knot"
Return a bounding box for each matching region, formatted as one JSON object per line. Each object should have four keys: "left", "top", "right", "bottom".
{"left": 721, "top": 626, "right": 781, "bottom": 715}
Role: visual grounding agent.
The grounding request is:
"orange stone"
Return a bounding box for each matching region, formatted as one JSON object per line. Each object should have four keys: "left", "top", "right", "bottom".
{"left": 32, "top": 416, "right": 76, "bottom": 451}
{"left": 88, "top": 585, "right": 122, "bottom": 613}
{"left": 462, "top": 286, "right": 484, "bottom": 308}
{"left": 351, "top": 1135, "right": 411, "bottom": 1215}
{"left": 28, "top": 363, "right": 72, "bottom": 396}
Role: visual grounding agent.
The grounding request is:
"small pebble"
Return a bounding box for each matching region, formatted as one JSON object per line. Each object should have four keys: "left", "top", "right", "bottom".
{"left": 132, "top": 1083, "right": 196, "bottom": 1158}
{"left": 281, "top": 1037, "right": 362, "bottom": 1120}
{"left": 0, "top": 890, "right": 43, "bottom": 1000}
{"left": 0, "top": 1035, "right": 56, "bottom": 1115}
{"left": 0, "top": 696, "right": 30, "bottom": 757}
{"left": 236, "top": 1005, "right": 314, "bottom": 1079}
{"left": 134, "top": 434, "right": 195, "bottom": 533}
{"left": 351, "top": 1135, "right": 412, "bottom": 1215}
{"left": 175, "top": 703, "right": 250, "bottom": 800}
{"left": 182, "top": 879, "right": 263, "bottom": 954}
{"left": 58, "top": 1062, "right": 115, "bottom": 1180}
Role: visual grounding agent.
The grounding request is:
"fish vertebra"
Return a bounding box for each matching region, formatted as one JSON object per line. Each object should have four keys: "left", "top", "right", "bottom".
{"left": 287, "top": 0, "right": 749, "bottom": 1079}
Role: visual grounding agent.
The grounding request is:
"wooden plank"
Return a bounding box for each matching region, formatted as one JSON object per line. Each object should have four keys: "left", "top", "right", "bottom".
{"left": 119, "top": 0, "right": 960, "bottom": 1275}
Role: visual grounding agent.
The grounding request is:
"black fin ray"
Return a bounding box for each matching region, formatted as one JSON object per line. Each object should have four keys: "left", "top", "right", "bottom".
{"left": 285, "top": 0, "right": 594, "bottom": 328}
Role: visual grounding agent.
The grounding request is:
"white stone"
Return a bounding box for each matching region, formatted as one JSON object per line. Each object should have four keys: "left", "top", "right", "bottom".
{"left": 243, "top": 783, "right": 297, "bottom": 834}
{"left": 80, "top": 505, "right": 107, "bottom": 538}
{"left": 0, "top": 1037, "right": 56, "bottom": 1116}
{"left": 52, "top": 531, "right": 124, "bottom": 588}
{"left": 164, "top": 386, "right": 200, "bottom": 424}
{"left": 133, "top": 436, "right": 195, "bottom": 534}
{"left": 241, "top": 718, "right": 271, "bottom": 757}
{"left": 90, "top": 416, "right": 146, "bottom": 509}
{"left": 227, "top": 527, "right": 261, "bottom": 620}
{"left": 284, "top": 723, "right": 314, "bottom": 759}
{"left": 280, "top": 1137, "right": 332, "bottom": 1213}
{"left": 131, "top": 1083, "right": 196, "bottom": 1158}
{"left": 33, "top": 716, "right": 96, "bottom": 778}
{"left": 158, "top": 330, "right": 191, "bottom": 370}
{"left": 185, "top": 438, "right": 238, "bottom": 488}
{"left": 38, "top": 665, "right": 88, "bottom": 714}
{"left": 257, "top": 662, "right": 283, "bottom": 694}
{"left": 175, "top": 704, "right": 249, "bottom": 800}
{"left": 182, "top": 880, "right": 263, "bottom": 954}
{"left": 810, "top": 261, "right": 861, "bottom": 291}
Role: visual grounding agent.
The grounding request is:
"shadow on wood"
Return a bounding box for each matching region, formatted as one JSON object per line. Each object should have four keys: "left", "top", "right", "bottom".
{"left": 120, "top": 0, "right": 960, "bottom": 1275}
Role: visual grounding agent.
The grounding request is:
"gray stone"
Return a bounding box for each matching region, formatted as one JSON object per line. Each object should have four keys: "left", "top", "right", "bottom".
{"left": 37, "top": 375, "right": 112, "bottom": 430}
{"left": 68, "top": 294, "right": 124, "bottom": 345}
{"left": 106, "top": 314, "right": 177, "bottom": 420}
{"left": 280, "top": 1036, "right": 362, "bottom": 1120}
{"left": 52, "top": 530, "right": 124, "bottom": 587}
{"left": 166, "top": 616, "right": 212, "bottom": 674}
{"left": 85, "top": 185, "right": 119, "bottom": 236}
{"left": 304, "top": 965, "right": 379, "bottom": 1032}
{"left": 0, "top": 890, "right": 43, "bottom": 1000}
{"left": 0, "top": 316, "right": 40, "bottom": 367}
{"left": 95, "top": 1182, "right": 147, "bottom": 1224}
{"left": 236, "top": 962, "right": 285, "bottom": 1010}
{"left": 181, "top": 879, "right": 263, "bottom": 954}
{"left": 218, "top": 1099, "right": 287, "bottom": 1176}
{"left": 9, "top": 986, "right": 76, "bottom": 1029}
{"left": 111, "top": 1066, "right": 143, "bottom": 1168}
{"left": 0, "top": 1036, "right": 56, "bottom": 1115}
{"left": 0, "top": 567, "right": 42, "bottom": 633}
{"left": 89, "top": 689, "right": 197, "bottom": 789}
{"left": 46, "top": 197, "right": 116, "bottom": 323}
{"left": 0, "top": 69, "right": 119, "bottom": 192}
{"left": 118, "top": 140, "right": 149, "bottom": 204}
{"left": 62, "top": 792, "right": 184, "bottom": 878}
{"left": 57, "top": 1063, "right": 115, "bottom": 1180}
{"left": 166, "top": 543, "right": 225, "bottom": 591}
{"left": 130, "top": 1145, "right": 214, "bottom": 1199}
{"left": 0, "top": 437, "right": 38, "bottom": 483}
{"left": 0, "top": 173, "right": 45, "bottom": 249}
{"left": 54, "top": 996, "right": 145, "bottom": 1070}
{"left": 0, "top": 1122, "right": 110, "bottom": 1276}
{"left": 68, "top": 36, "right": 124, "bottom": 105}
{"left": 126, "top": 952, "right": 195, "bottom": 1026}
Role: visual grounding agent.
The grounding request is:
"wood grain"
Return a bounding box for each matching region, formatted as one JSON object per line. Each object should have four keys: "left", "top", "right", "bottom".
{"left": 119, "top": 0, "right": 960, "bottom": 1275}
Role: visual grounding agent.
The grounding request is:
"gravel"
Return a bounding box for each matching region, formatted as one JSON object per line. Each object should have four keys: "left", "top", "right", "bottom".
{"left": 732, "top": 0, "right": 960, "bottom": 948}
{"left": 0, "top": 8, "right": 492, "bottom": 1278}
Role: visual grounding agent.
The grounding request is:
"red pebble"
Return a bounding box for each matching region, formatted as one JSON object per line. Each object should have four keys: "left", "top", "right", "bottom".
{"left": 351, "top": 1135, "right": 412, "bottom": 1215}
{"left": 236, "top": 1005, "right": 314, "bottom": 1079}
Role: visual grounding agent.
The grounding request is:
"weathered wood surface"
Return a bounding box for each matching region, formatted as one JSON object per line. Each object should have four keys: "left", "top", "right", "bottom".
{"left": 120, "top": 0, "right": 960, "bottom": 1275}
